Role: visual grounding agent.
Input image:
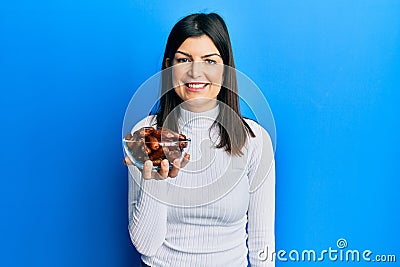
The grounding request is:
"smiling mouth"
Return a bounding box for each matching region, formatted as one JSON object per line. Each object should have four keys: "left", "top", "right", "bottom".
{"left": 184, "top": 82, "right": 210, "bottom": 91}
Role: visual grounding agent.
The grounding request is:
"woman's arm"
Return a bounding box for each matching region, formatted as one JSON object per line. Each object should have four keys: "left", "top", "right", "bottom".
{"left": 128, "top": 165, "right": 168, "bottom": 257}
{"left": 246, "top": 121, "right": 276, "bottom": 267}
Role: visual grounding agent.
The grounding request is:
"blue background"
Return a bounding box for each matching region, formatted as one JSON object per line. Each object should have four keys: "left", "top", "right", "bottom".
{"left": 1, "top": 0, "right": 399, "bottom": 266}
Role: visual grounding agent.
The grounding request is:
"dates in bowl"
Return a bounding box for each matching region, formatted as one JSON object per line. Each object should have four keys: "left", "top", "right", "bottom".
{"left": 123, "top": 127, "right": 190, "bottom": 170}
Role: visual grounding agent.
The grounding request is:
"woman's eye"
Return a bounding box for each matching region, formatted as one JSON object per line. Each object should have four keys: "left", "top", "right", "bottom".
{"left": 205, "top": 59, "right": 217, "bottom": 65}
{"left": 176, "top": 58, "right": 190, "bottom": 63}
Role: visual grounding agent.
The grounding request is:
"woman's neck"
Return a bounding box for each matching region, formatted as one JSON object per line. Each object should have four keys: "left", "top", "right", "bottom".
{"left": 178, "top": 101, "right": 219, "bottom": 130}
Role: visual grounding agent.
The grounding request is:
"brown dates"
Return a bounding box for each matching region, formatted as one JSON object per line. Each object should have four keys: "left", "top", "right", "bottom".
{"left": 125, "top": 127, "right": 189, "bottom": 167}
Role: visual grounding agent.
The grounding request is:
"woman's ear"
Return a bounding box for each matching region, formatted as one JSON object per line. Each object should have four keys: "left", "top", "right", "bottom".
{"left": 165, "top": 58, "right": 171, "bottom": 68}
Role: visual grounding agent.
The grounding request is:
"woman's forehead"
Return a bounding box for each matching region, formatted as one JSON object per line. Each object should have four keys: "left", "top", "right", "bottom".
{"left": 176, "top": 35, "right": 220, "bottom": 56}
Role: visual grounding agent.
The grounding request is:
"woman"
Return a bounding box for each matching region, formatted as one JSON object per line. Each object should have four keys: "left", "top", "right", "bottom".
{"left": 125, "top": 13, "right": 275, "bottom": 267}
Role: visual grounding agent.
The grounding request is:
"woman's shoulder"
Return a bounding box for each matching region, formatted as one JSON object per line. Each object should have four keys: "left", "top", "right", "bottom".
{"left": 243, "top": 118, "right": 274, "bottom": 153}
{"left": 243, "top": 118, "right": 271, "bottom": 140}
{"left": 130, "top": 115, "right": 157, "bottom": 133}
{"left": 243, "top": 118, "right": 259, "bottom": 131}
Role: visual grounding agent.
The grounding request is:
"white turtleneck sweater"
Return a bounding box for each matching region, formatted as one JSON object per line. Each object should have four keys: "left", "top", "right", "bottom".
{"left": 127, "top": 104, "right": 275, "bottom": 267}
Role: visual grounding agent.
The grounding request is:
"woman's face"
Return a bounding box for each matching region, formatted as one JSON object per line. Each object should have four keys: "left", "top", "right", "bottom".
{"left": 170, "top": 35, "right": 224, "bottom": 111}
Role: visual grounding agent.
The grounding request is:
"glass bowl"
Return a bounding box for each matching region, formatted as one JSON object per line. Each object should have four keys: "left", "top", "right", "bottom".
{"left": 123, "top": 127, "right": 190, "bottom": 171}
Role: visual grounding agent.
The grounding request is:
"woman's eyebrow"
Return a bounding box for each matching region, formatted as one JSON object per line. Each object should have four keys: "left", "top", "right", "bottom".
{"left": 176, "top": 51, "right": 193, "bottom": 59}
{"left": 176, "top": 51, "right": 221, "bottom": 59}
{"left": 201, "top": 53, "right": 222, "bottom": 58}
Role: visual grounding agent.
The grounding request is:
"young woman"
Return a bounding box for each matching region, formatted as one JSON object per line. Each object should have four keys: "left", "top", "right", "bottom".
{"left": 125, "top": 13, "right": 275, "bottom": 267}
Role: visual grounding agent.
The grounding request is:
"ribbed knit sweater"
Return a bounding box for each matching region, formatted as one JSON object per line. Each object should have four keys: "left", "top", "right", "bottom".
{"left": 128, "top": 104, "right": 275, "bottom": 266}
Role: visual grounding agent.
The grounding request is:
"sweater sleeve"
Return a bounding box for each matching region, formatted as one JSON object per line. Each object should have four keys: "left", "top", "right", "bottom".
{"left": 126, "top": 116, "right": 168, "bottom": 257}
{"left": 246, "top": 121, "right": 276, "bottom": 267}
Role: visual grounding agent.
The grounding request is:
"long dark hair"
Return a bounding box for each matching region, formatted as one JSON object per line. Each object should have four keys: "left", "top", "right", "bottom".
{"left": 153, "top": 13, "right": 255, "bottom": 156}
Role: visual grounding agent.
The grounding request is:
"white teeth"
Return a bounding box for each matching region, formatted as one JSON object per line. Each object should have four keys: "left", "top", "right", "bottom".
{"left": 187, "top": 83, "right": 208, "bottom": 89}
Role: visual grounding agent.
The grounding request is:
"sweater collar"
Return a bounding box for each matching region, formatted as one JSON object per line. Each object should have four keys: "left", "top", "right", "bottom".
{"left": 178, "top": 104, "right": 220, "bottom": 130}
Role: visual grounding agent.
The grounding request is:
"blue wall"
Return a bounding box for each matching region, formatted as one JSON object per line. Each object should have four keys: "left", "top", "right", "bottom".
{"left": 1, "top": 1, "right": 399, "bottom": 266}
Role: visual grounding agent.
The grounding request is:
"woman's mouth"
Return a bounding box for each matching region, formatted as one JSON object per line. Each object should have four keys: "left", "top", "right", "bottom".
{"left": 184, "top": 82, "right": 210, "bottom": 92}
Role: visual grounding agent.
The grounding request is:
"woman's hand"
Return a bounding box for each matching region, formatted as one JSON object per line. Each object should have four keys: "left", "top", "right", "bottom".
{"left": 124, "top": 153, "right": 190, "bottom": 180}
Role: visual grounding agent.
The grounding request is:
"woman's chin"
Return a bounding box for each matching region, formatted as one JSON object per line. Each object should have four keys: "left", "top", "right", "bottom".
{"left": 181, "top": 97, "right": 218, "bottom": 111}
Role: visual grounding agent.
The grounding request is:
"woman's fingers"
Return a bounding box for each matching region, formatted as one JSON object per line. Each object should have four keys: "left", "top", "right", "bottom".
{"left": 142, "top": 160, "right": 153, "bottom": 179}
{"left": 143, "top": 160, "right": 165, "bottom": 180}
{"left": 181, "top": 153, "right": 190, "bottom": 168}
{"left": 124, "top": 156, "right": 133, "bottom": 165}
{"left": 157, "top": 159, "right": 170, "bottom": 179}
{"left": 168, "top": 153, "right": 190, "bottom": 178}
{"left": 139, "top": 154, "right": 190, "bottom": 180}
{"left": 168, "top": 158, "right": 181, "bottom": 178}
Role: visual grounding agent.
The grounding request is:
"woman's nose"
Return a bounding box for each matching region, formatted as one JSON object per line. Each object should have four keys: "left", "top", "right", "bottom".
{"left": 188, "top": 61, "right": 203, "bottom": 78}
